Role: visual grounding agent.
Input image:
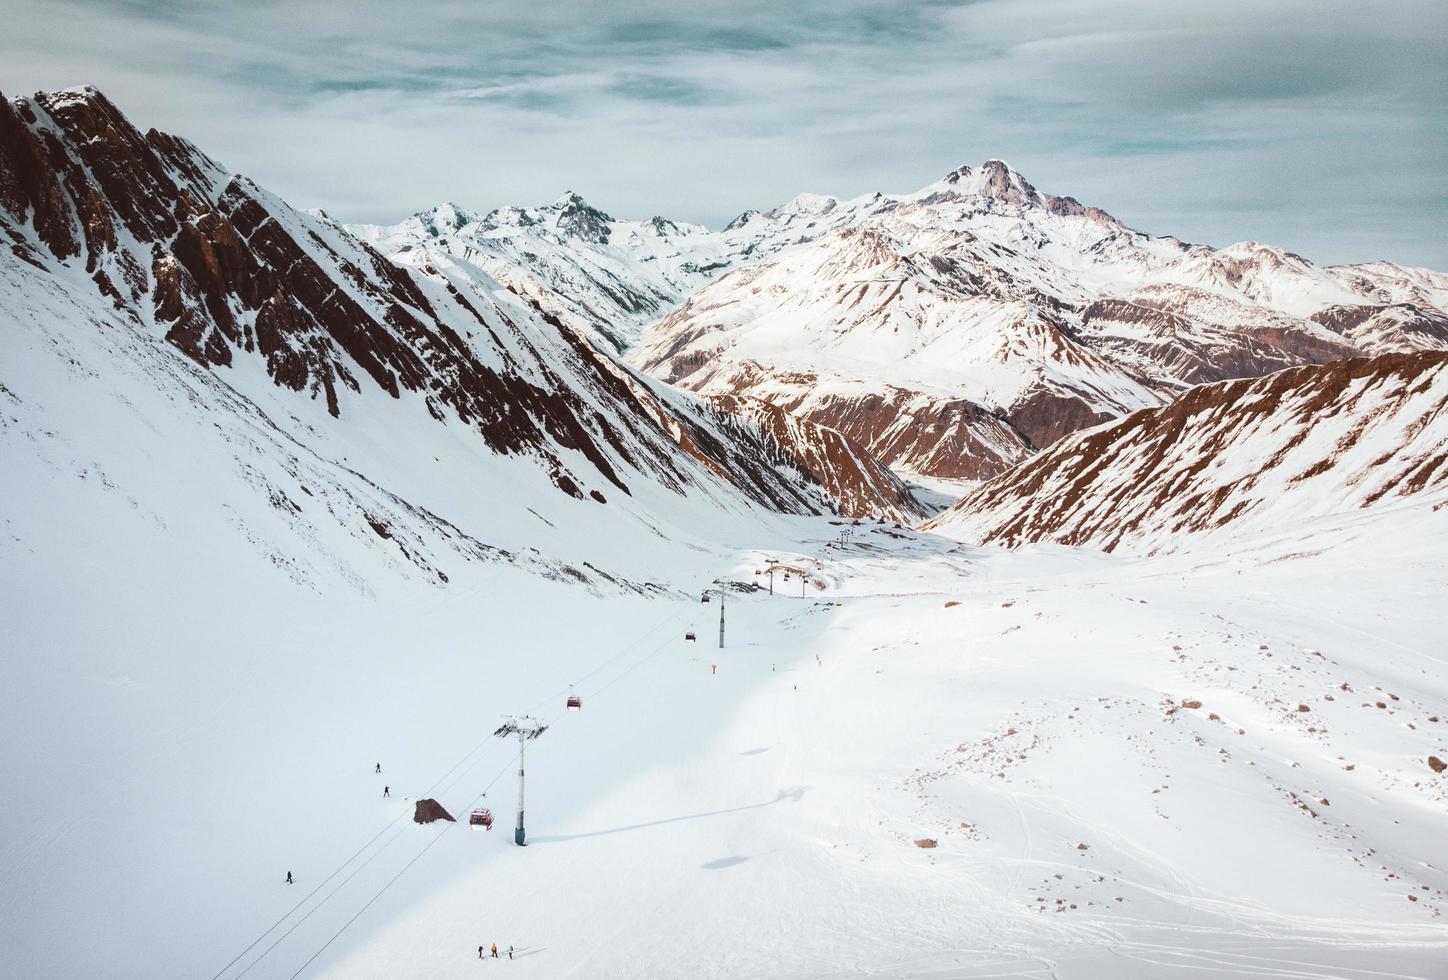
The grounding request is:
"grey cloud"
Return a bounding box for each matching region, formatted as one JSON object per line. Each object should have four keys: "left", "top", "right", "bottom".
{"left": 1, "top": 0, "right": 1444, "bottom": 267}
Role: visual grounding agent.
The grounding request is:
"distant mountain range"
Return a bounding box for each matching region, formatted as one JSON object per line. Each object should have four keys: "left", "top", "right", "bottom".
{"left": 7, "top": 85, "right": 1448, "bottom": 546}
{"left": 0, "top": 86, "right": 887, "bottom": 591}
{"left": 357, "top": 160, "right": 1448, "bottom": 492}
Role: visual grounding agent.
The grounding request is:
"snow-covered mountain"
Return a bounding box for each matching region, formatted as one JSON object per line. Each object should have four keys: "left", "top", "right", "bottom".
{"left": 347, "top": 195, "right": 928, "bottom": 520}
{"left": 356, "top": 160, "right": 1447, "bottom": 490}
{"left": 348, "top": 185, "right": 948, "bottom": 358}
{"left": 6, "top": 88, "right": 1448, "bottom": 980}
{"left": 628, "top": 162, "right": 1448, "bottom": 484}
{"left": 705, "top": 393, "right": 924, "bottom": 524}
{"left": 0, "top": 86, "right": 940, "bottom": 581}
{"left": 926, "top": 351, "right": 1448, "bottom": 553}
{"left": 350, "top": 195, "right": 726, "bottom": 357}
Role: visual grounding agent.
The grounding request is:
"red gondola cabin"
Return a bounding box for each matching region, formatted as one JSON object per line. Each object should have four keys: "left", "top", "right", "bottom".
{"left": 685, "top": 631, "right": 696, "bottom": 642}
{"left": 469, "top": 808, "right": 493, "bottom": 830}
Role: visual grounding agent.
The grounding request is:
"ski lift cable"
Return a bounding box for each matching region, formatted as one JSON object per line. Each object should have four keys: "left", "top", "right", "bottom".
{"left": 215, "top": 585, "right": 706, "bottom": 979}
{"left": 582, "top": 621, "right": 688, "bottom": 703}
{"left": 283, "top": 597, "right": 703, "bottom": 977}
{"left": 437, "top": 600, "right": 694, "bottom": 798}
{"left": 508, "top": 594, "right": 699, "bottom": 719}
{"left": 567, "top": 596, "right": 697, "bottom": 693}
{"left": 207, "top": 808, "right": 412, "bottom": 980}
{"left": 285, "top": 753, "right": 520, "bottom": 980}
{"left": 211, "top": 727, "right": 499, "bottom": 980}
{"left": 245, "top": 741, "right": 522, "bottom": 980}
{"left": 231, "top": 822, "right": 411, "bottom": 980}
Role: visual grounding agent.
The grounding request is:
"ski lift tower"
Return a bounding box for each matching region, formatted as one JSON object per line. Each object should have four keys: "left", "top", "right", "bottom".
{"left": 493, "top": 715, "right": 549, "bottom": 846}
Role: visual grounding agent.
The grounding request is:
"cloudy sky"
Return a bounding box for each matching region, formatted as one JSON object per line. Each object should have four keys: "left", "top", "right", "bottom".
{"left": 3, "top": 0, "right": 1445, "bottom": 267}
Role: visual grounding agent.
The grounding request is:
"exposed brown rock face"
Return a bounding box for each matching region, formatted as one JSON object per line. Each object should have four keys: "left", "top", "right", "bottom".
{"left": 413, "top": 799, "right": 455, "bottom": 824}
{"left": 1312, "top": 303, "right": 1448, "bottom": 352}
{"left": 708, "top": 394, "right": 926, "bottom": 521}
{"left": 926, "top": 352, "right": 1448, "bottom": 553}
{"left": 1079, "top": 298, "right": 1316, "bottom": 386}
{"left": 0, "top": 86, "right": 844, "bottom": 518}
{"left": 734, "top": 383, "right": 1031, "bottom": 483}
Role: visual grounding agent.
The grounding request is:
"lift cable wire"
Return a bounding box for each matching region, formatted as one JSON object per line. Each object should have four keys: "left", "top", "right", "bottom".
{"left": 284, "top": 594, "right": 709, "bottom": 977}
{"left": 211, "top": 586, "right": 706, "bottom": 980}
{"left": 231, "top": 822, "right": 411, "bottom": 980}
{"left": 284, "top": 754, "right": 519, "bottom": 980}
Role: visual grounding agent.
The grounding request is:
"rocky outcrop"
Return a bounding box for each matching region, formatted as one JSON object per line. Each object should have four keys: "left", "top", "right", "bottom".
{"left": 926, "top": 353, "right": 1448, "bottom": 553}
{"left": 414, "top": 799, "right": 455, "bottom": 824}
{"left": 707, "top": 395, "right": 927, "bottom": 522}
{"left": 0, "top": 86, "right": 839, "bottom": 519}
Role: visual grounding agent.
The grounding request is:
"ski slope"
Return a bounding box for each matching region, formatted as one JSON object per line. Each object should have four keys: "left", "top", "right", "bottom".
{"left": 5, "top": 494, "right": 1446, "bottom": 979}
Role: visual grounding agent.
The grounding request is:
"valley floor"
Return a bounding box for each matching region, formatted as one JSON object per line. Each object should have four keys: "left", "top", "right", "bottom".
{"left": 4, "top": 505, "right": 1448, "bottom": 979}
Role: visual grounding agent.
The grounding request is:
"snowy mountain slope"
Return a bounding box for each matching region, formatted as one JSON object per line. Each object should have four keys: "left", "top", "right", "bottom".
{"left": 322, "top": 518, "right": 1448, "bottom": 979}
{"left": 0, "top": 88, "right": 880, "bottom": 980}
{"left": 629, "top": 162, "right": 1448, "bottom": 482}
{"left": 926, "top": 352, "right": 1448, "bottom": 553}
{"left": 350, "top": 196, "right": 725, "bottom": 357}
{"left": 355, "top": 158, "right": 1448, "bottom": 488}
{"left": 9, "top": 416, "right": 1446, "bottom": 980}
{"left": 706, "top": 393, "right": 927, "bottom": 523}
{"left": 631, "top": 222, "right": 1169, "bottom": 482}
{"left": 345, "top": 207, "right": 916, "bottom": 522}
{"left": 0, "top": 85, "right": 884, "bottom": 570}
{"left": 5, "top": 86, "right": 1448, "bottom": 980}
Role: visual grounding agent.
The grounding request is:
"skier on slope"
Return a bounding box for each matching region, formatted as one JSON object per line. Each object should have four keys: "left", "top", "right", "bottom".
{"left": 478, "top": 946, "right": 484, "bottom": 959}
{"left": 383, "top": 785, "right": 390, "bottom": 798}
{"left": 375, "top": 762, "right": 381, "bottom": 773}
{"left": 286, "top": 871, "right": 292, "bottom": 885}
{"left": 508, "top": 945, "right": 514, "bottom": 960}
{"left": 490, "top": 943, "right": 498, "bottom": 958}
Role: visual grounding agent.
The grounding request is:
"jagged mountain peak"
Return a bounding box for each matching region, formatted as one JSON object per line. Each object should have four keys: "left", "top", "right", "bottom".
{"left": 1217, "top": 239, "right": 1314, "bottom": 267}
{"left": 547, "top": 190, "right": 613, "bottom": 244}
{"left": 908, "top": 159, "right": 1130, "bottom": 229}
{"left": 411, "top": 201, "right": 480, "bottom": 237}
{"left": 924, "top": 158, "right": 1039, "bottom": 205}
{"left": 35, "top": 84, "right": 106, "bottom": 110}
{"left": 550, "top": 188, "right": 590, "bottom": 209}
{"left": 767, "top": 192, "right": 841, "bottom": 219}
{"left": 724, "top": 208, "right": 760, "bottom": 231}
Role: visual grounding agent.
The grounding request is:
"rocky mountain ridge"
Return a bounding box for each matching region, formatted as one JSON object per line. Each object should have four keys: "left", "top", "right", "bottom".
{"left": 925, "top": 351, "right": 1448, "bottom": 553}
{"left": 2, "top": 86, "right": 933, "bottom": 584}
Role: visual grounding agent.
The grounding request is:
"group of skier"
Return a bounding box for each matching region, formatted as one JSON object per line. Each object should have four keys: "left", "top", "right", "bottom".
{"left": 479, "top": 944, "right": 513, "bottom": 960}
